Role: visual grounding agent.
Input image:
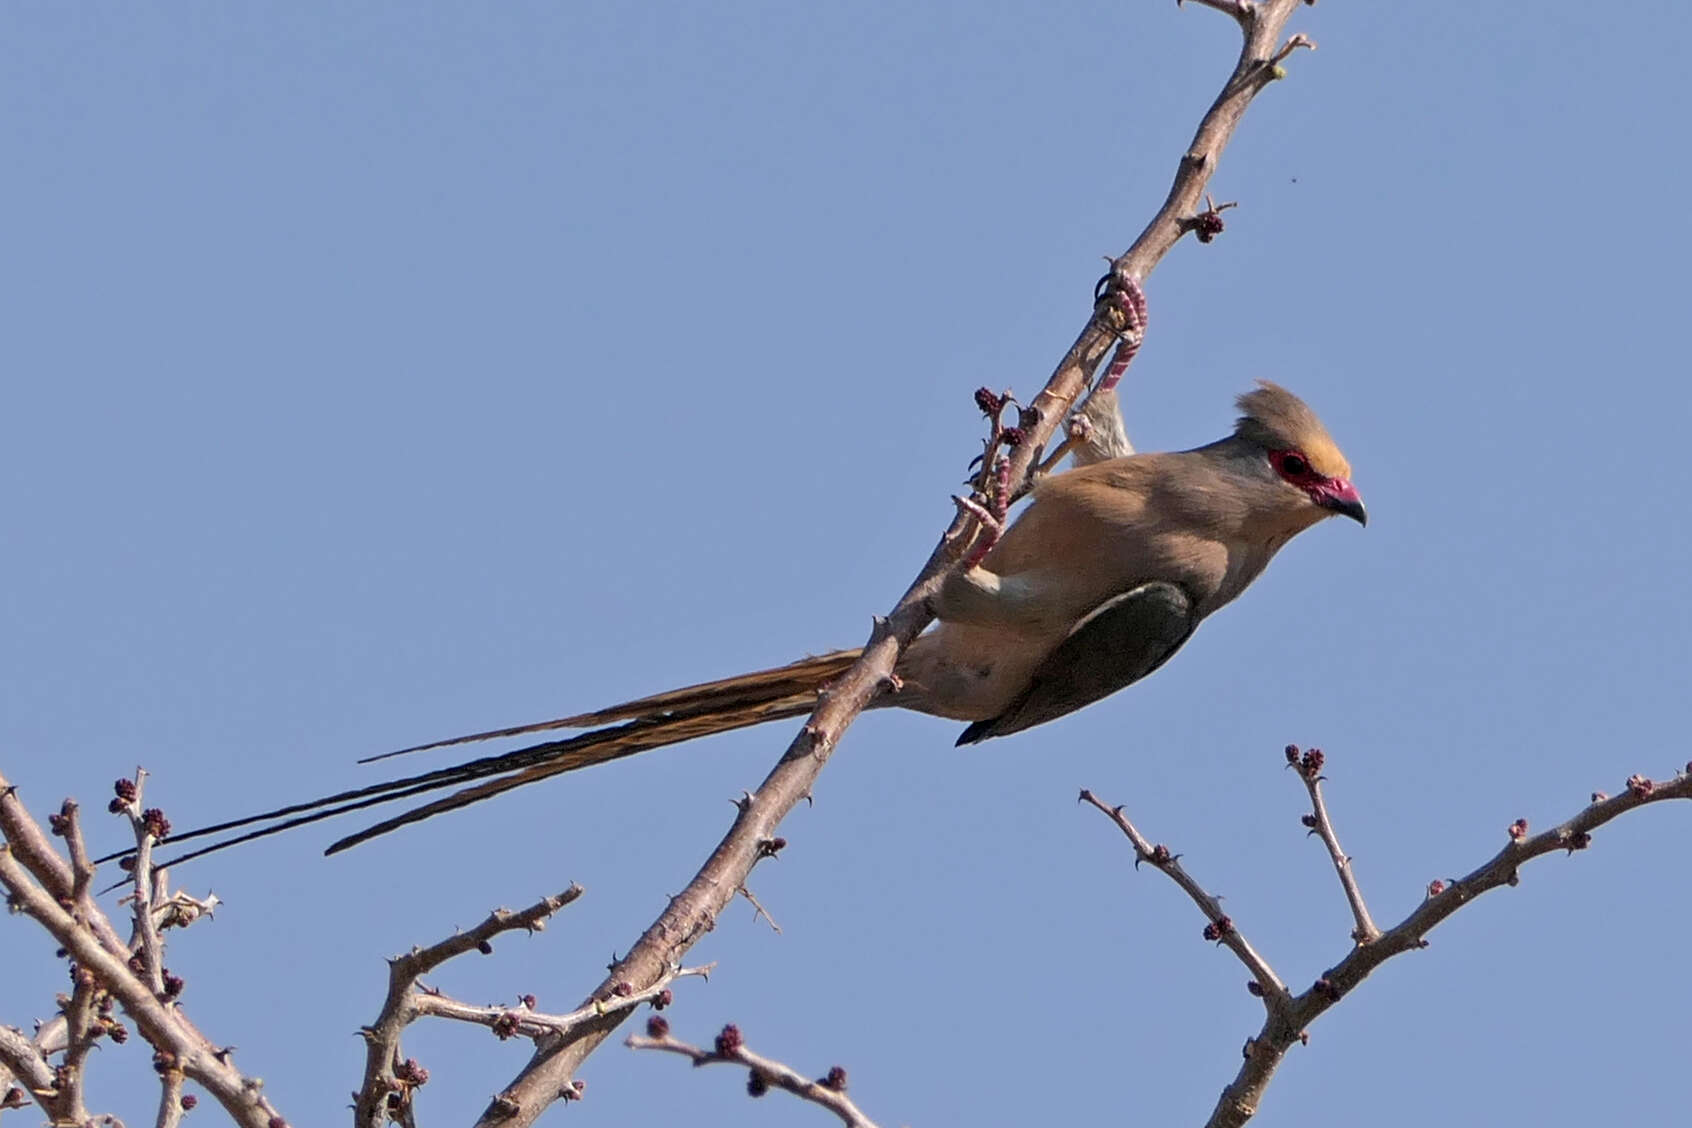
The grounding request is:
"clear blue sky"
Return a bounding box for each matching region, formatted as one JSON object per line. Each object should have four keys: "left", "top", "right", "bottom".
{"left": 4, "top": 4, "right": 1688, "bottom": 1125}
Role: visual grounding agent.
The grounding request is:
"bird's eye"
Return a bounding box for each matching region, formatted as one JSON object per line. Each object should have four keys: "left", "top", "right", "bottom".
{"left": 1279, "top": 453, "right": 1310, "bottom": 477}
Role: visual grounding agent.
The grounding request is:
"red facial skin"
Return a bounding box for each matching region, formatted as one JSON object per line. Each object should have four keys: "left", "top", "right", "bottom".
{"left": 1269, "top": 449, "right": 1366, "bottom": 523}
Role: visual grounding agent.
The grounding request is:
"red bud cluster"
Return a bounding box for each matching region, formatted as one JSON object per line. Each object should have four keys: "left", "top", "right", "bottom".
{"left": 714, "top": 1024, "right": 743, "bottom": 1056}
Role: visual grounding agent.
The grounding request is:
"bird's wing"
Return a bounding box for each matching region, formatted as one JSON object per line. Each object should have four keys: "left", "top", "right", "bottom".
{"left": 954, "top": 581, "right": 1196, "bottom": 745}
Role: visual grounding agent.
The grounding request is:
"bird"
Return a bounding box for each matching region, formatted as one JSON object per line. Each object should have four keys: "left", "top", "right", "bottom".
{"left": 150, "top": 381, "right": 1364, "bottom": 863}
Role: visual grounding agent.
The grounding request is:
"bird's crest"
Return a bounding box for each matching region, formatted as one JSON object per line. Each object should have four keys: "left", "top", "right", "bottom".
{"left": 1234, "top": 381, "right": 1350, "bottom": 480}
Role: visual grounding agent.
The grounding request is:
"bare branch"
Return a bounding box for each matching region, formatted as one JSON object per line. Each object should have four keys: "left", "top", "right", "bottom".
{"left": 1079, "top": 790, "right": 1290, "bottom": 1009}
{"left": 0, "top": 780, "right": 75, "bottom": 902}
{"left": 412, "top": 963, "right": 711, "bottom": 1040}
{"left": 110, "top": 770, "right": 170, "bottom": 996}
{"left": 1117, "top": 0, "right": 1316, "bottom": 281}
{"left": 628, "top": 1021, "right": 878, "bottom": 1128}
{"left": 154, "top": 1066, "right": 185, "bottom": 1128}
{"left": 0, "top": 848, "right": 279, "bottom": 1126}
{"left": 353, "top": 886, "right": 584, "bottom": 1128}
{"left": 412, "top": 967, "right": 710, "bottom": 1048}
{"left": 1287, "top": 746, "right": 1379, "bottom": 943}
{"left": 0, "top": 773, "right": 287, "bottom": 1128}
{"left": 1086, "top": 757, "right": 1692, "bottom": 1128}
{"left": 0, "top": 1025, "right": 56, "bottom": 1118}
{"left": 54, "top": 960, "right": 102, "bottom": 1124}
{"left": 471, "top": 6, "right": 1319, "bottom": 1123}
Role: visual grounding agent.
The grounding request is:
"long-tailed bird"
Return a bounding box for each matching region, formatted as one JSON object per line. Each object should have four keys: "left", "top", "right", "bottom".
{"left": 154, "top": 381, "right": 1363, "bottom": 862}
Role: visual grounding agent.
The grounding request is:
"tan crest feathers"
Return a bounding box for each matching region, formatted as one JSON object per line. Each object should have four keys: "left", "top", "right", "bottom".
{"left": 1234, "top": 381, "right": 1352, "bottom": 479}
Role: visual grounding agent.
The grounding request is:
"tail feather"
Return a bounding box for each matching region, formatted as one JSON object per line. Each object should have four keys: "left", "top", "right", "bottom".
{"left": 324, "top": 695, "right": 814, "bottom": 854}
{"left": 358, "top": 648, "right": 864, "bottom": 763}
{"left": 142, "top": 649, "right": 863, "bottom": 866}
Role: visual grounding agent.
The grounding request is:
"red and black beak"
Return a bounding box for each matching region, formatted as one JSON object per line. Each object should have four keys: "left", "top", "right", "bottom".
{"left": 1319, "top": 479, "right": 1367, "bottom": 526}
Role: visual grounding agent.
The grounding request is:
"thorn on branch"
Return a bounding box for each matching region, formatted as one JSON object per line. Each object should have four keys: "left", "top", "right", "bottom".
{"left": 1269, "top": 33, "right": 1317, "bottom": 71}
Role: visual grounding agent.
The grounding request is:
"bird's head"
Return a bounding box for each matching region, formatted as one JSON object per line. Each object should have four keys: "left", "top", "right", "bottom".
{"left": 1234, "top": 381, "right": 1366, "bottom": 527}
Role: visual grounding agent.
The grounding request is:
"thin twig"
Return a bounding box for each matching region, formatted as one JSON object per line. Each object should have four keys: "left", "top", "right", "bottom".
{"left": 1288, "top": 747, "right": 1379, "bottom": 943}
{"left": 1079, "top": 790, "right": 1290, "bottom": 1009}
{"left": 121, "top": 771, "right": 168, "bottom": 996}
{"left": 412, "top": 964, "right": 712, "bottom": 1040}
{"left": 627, "top": 1024, "right": 878, "bottom": 1128}
{"left": 736, "top": 885, "right": 782, "bottom": 934}
{"left": 60, "top": 799, "right": 96, "bottom": 908}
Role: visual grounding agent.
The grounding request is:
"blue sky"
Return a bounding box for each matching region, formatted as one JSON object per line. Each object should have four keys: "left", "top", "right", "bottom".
{"left": 4, "top": 3, "right": 1688, "bottom": 1125}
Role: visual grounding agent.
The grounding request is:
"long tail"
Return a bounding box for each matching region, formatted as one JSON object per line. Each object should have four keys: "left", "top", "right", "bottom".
{"left": 127, "top": 648, "right": 862, "bottom": 866}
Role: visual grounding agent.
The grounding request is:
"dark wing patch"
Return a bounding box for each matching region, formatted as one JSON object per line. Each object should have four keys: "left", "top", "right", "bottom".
{"left": 954, "top": 581, "right": 1196, "bottom": 745}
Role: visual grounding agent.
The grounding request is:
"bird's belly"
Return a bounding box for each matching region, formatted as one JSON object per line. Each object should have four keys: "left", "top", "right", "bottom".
{"left": 893, "top": 624, "right": 1056, "bottom": 721}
